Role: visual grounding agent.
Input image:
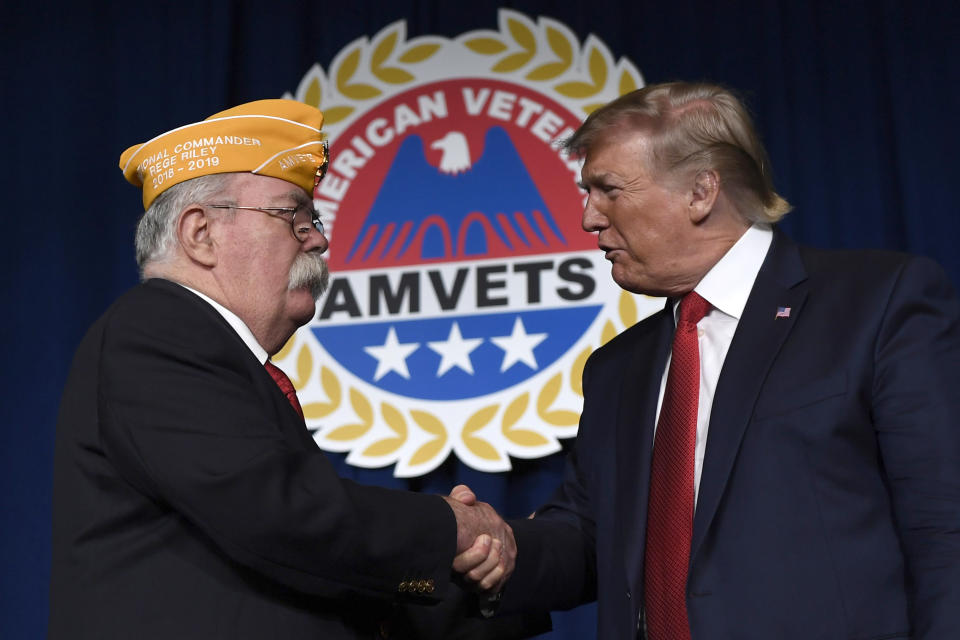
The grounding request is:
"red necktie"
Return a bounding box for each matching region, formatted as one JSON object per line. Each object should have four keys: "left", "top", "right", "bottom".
{"left": 264, "top": 361, "right": 304, "bottom": 420}
{"left": 644, "top": 291, "right": 710, "bottom": 640}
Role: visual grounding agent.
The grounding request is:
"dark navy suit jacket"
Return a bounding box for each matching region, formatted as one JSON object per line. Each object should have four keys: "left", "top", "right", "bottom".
{"left": 504, "top": 231, "right": 960, "bottom": 639}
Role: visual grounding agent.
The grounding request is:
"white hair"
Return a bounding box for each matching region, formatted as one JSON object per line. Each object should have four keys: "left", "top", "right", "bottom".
{"left": 134, "top": 173, "right": 236, "bottom": 277}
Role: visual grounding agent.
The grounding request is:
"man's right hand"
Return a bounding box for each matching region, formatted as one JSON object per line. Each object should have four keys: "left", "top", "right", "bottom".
{"left": 444, "top": 484, "right": 515, "bottom": 593}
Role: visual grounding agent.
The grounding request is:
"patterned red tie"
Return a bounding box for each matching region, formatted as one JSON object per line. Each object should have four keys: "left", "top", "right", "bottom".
{"left": 644, "top": 291, "right": 710, "bottom": 640}
{"left": 264, "top": 361, "right": 304, "bottom": 420}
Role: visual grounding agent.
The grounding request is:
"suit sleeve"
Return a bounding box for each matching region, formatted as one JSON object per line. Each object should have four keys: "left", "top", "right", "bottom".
{"left": 397, "top": 583, "right": 552, "bottom": 639}
{"left": 96, "top": 292, "right": 457, "bottom": 603}
{"left": 497, "top": 356, "right": 600, "bottom": 614}
{"left": 872, "top": 257, "right": 960, "bottom": 638}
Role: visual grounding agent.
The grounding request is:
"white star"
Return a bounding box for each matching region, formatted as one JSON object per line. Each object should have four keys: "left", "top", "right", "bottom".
{"left": 427, "top": 322, "right": 484, "bottom": 376}
{"left": 490, "top": 317, "right": 548, "bottom": 372}
{"left": 364, "top": 327, "right": 420, "bottom": 381}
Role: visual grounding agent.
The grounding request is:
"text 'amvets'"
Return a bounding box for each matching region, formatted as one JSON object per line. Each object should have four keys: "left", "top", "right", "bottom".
{"left": 119, "top": 99, "right": 327, "bottom": 209}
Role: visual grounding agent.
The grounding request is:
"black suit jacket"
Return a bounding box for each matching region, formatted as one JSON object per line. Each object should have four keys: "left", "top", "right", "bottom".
{"left": 503, "top": 231, "right": 960, "bottom": 639}
{"left": 50, "top": 279, "right": 538, "bottom": 639}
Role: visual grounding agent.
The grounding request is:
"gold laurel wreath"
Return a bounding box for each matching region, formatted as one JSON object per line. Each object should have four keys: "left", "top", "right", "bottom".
{"left": 302, "top": 25, "right": 443, "bottom": 125}
{"left": 462, "top": 16, "right": 639, "bottom": 114}
{"left": 278, "top": 289, "right": 642, "bottom": 467}
{"left": 285, "top": 11, "right": 644, "bottom": 471}
{"left": 302, "top": 11, "right": 640, "bottom": 126}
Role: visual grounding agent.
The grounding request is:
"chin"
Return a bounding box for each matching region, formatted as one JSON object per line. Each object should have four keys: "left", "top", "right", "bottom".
{"left": 287, "top": 289, "right": 318, "bottom": 326}
{"left": 612, "top": 271, "right": 656, "bottom": 297}
{"left": 610, "top": 266, "right": 638, "bottom": 293}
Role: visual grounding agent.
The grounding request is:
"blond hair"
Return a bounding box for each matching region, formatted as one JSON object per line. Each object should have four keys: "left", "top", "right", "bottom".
{"left": 565, "top": 81, "right": 791, "bottom": 223}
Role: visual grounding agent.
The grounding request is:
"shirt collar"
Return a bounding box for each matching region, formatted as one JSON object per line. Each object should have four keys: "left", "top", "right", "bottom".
{"left": 692, "top": 223, "right": 773, "bottom": 321}
{"left": 177, "top": 283, "right": 270, "bottom": 364}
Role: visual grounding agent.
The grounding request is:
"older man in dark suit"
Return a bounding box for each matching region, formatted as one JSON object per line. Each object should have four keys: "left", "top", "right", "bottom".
{"left": 49, "top": 99, "right": 540, "bottom": 639}
{"left": 455, "top": 81, "right": 960, "bottom": 639}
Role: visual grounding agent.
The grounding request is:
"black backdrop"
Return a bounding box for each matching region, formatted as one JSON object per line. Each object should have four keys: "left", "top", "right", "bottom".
{"left": 3, "top": 1, "right": 958, "bottom": 637}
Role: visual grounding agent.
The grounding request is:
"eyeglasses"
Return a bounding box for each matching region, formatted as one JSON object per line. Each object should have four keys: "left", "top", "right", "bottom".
{"left": 205, "top": 203, "right": 325, "bottom": 241}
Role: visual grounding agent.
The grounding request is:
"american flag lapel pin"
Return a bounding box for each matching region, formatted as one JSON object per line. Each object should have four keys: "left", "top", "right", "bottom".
{"left": 775, "top": 306, "right": 792, "bottom": 319}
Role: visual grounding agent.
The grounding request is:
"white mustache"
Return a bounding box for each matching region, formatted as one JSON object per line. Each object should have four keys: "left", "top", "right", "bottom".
{"left": 288, "top": 251, "right": 329, "bottom": 301}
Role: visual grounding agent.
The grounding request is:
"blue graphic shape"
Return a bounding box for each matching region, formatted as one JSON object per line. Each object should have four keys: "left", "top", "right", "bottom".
{"left": 346, "top": 127, "right": 567, "bottom": 263}
{"left": 312, "top": 306, "right": 602, "bottom": 400}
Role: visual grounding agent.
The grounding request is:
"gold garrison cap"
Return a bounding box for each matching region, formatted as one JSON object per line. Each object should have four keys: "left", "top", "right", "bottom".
{"left": 119, "top": 99, "right": 328, "bottom": 209}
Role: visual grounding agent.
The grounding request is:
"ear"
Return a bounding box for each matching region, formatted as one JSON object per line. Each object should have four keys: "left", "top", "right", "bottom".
{"left": 177, "top": 205, "right": 218, "bottom": 268}
{"left": 689, "top": 169, "right": 720, "bottom": 224}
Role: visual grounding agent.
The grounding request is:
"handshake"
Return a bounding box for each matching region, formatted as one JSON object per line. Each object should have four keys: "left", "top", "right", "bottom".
{"left": 443, "top": 484, "right": 517, "bottom": 594}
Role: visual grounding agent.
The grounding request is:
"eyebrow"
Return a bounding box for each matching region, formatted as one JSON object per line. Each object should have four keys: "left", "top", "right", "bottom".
{"left": 280, "top": 190, "right": 313, "bottom": 207}
{"left": 584, "top": 170, "right": 613, "bottom": 181}
{"left": 579, "top": 171, "right": 615, "bottom": 188}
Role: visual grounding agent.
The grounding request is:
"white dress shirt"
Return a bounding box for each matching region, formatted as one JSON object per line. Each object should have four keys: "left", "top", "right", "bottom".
{"left": 654, "top": 224, "right": 773, "bottom": 506}
{"left": 178, "top": 283, "right": 270, "bottom": 365}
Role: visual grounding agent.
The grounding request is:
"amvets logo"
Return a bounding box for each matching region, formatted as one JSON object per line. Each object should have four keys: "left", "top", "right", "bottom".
{"left": 278, "top": 9, "right": 662, "bottom": 476}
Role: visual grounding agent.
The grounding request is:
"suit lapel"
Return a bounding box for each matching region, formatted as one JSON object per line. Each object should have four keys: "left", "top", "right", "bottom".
{"left": 619, "top": 303, "right": 676, "bottom": 595}
{"left": 690, "top": 231, "right": 809, "bottom": 563}
{"left": 147, "top": 279, "right": 317, "bottom": 449}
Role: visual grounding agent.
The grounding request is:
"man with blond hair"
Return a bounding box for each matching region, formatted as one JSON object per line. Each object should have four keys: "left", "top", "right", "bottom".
{"left": 456, "top": 81, "right": 960, "bottom": 639}
{"left": 49, "top": 99, "right": 540, "bottom": 639}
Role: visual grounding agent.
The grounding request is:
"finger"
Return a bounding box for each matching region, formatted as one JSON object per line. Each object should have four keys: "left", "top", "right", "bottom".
{"left": 494, "top": 530, "right": 516, "bottom": 590}
{"left": 498, "top": 524, "right": 517, "bottom": 568}
{"left": 452, "top": 534, "right": 490, "bottom": 573}
{"left": 466, "top": 538, "right": 502, "bottom": 584}
{"left": 477, "top": 557, "right": 507, "bottom": 592}
{"left": 449, "top": 484, "right": 477, "bottom": 505}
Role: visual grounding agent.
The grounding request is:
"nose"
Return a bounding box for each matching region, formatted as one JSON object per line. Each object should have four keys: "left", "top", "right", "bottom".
{"left": 582, "top": 196, "right": 607, "bottom": 233}
{"left": 302, "top": 226, "right": 329, "bottom": 254}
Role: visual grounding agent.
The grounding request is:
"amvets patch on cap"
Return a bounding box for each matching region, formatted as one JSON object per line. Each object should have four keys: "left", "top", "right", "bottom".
{"left": 119, "top": 99, "right": 328, "bottom": 209}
